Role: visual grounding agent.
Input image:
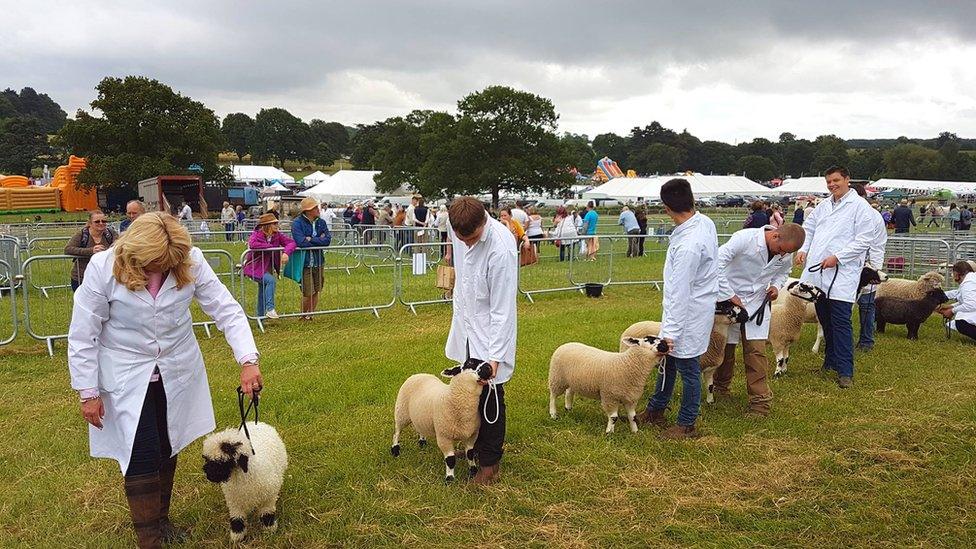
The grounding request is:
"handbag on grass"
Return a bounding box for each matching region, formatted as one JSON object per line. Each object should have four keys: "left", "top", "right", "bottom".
{"left": 436, "top": 262, "right": 455, "bottom": 290}
{"left": 519, "top": 242, "right": 538, "bottom": 267}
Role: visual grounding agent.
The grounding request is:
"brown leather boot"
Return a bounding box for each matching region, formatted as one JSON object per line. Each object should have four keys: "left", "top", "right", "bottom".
{"left": 158, "top": 456, "right": 189, "bottom": 543}
{"left": 660, "top": 424, "right": 701, "bottom": 440}
{"left": 634, "top": 408, "right": 670, "bottom": 429}
{"left": 124, "top": 473, "right": 162, "bottom": 549}
{"left": 471, "top": 463, "right": 500, "bottom": 485}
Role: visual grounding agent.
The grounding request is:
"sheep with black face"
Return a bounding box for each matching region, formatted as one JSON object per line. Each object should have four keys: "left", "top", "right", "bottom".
{"left": 202, "top": 422, "right": 288, "bottom": 542}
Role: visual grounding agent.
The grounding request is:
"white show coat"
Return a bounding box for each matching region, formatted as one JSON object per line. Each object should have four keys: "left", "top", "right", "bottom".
{"left": 799, "top": 190, "right": 876, "bottom": 303}
{"left": 660, "top": 212, "right": 719, "bottom": 359}
{"left": 949, "top": 272, "right": 976, "bottom": 328}
{"left": 68, "top": 247, "right": 258, "bottom": 473}
{"left": 716, "top": 227, "right": 793, "bottom": 342}
{"left": 445, "top": 216, "right": 518, "bottom": 383}
{"left": 861, "top": 208, "right": 888, "bottom": 295}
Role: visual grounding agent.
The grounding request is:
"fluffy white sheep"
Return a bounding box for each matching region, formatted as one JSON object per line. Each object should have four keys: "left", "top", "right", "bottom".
{"left": 548, "top": 336, "right": 668, "bottom": 434}
{"left": 876, "top": 271, "right": 944, "bottom": 300}
{"left": 769, "top": 281, "right": 822, "bottom": 376}
{"left": 202, "top": 422, "right": 288, "bottom": 543}
{"left": 619, "top": 304, "right": 741, "bottom": 405}
{"left": 391, "top": 360, "right": 492, "bottom": 482}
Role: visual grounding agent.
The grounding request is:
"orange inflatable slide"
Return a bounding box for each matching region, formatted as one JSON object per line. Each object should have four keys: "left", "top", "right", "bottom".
{"left": 49, "top": 155, "right": 98, "bottom": 211}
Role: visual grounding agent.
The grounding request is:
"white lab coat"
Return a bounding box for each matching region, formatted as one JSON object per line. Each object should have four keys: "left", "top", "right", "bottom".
{"left": 716, "top": 227, "right": 793, "bottom": 342}
{"left": 68, "top": 247, "right": 258, "bottom": 473}
{"left": 799, "top": 190, "right": 876, "bottom": 303}
{"left": 949, "top": 272, "right": 976, "bottom": 328}
{"left": 660, "top": 212, "right": 719, "bottom": 358}
{"left": 860, "top": 208, "right": 888, "bottom": 295}
{"left": 445, "top": 216, "right": 518, "bottom": 383}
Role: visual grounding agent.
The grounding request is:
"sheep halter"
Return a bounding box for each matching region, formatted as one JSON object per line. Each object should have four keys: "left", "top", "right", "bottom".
{"left": 807, "top": 263, "right": 840, "bottom": 301}
{"left": 237, "top": 386, "right": 260, "bottom": 455}
{"left": 483, "top": 380, "right": 500, "bottom": 425}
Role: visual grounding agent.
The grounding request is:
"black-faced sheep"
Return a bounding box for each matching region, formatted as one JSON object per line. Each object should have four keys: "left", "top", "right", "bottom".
{"left": 876, "top": 289, "right": 950, "bottom": 340}
{"left": 548, "top": 336, "right": 669, "bottom": 434}
{"left": 202, "top": 422, "right": 288, "bottom": 543}
{"left": 769, "top": 281, "right": 823, "bottom": 376}
{"left": 391, "top": 359, "right": 493, "bottom": 482}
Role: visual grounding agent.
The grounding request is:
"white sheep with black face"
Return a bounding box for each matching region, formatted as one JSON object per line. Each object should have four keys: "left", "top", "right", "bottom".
{"left": 202, "top": 422, "right": 288, "bottom": 543}
{"left": 769, "top": 281, "right": 823, "bottom": 376}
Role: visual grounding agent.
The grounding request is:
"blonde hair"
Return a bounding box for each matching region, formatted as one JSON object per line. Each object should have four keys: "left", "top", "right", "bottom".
{"left": 113, "top": 212, "right": 194, "bottom": 291}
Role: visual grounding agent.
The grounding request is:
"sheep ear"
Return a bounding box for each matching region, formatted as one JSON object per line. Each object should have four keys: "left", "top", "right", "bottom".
{"left": 441, "top": 365, "right": 462, "bottom": 377}
{"left": 237, "top": 453, "right": 249, "bottom": 473}
{"left": 220, "top": 441, "right": 243, "bottom": 456}
{"left": 622, "top": 337, "right": 640, "bottom": 347}
{"left": 787, "top": 281, "right": 798, "bottom": 290}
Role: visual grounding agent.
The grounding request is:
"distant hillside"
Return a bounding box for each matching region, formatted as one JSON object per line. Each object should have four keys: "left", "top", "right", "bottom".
{"left": 846, "top": 137, "right": 976, "bottom": 150}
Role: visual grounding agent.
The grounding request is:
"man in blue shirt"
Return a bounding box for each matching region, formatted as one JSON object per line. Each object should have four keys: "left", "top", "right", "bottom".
{"left": 292, "top": 197, "right": 332, "bottom": 318}
{"left": 617, "top": 206, "right": 641, "bottom": 257}
{"left": 119, "top": 200, "right": 144, "bottom": 232}
{"left": 582, "top": 201, "right": 599, "bottom": 261}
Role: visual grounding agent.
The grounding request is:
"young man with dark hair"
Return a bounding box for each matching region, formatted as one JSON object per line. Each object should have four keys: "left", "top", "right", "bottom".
{"left": 795, "top": 166, "right": 877, "bottom": 388}
{"left": 636, "top": 179, "right": 719, "bottom": 439}
{"left": 445, "top": 197, "right": 518, "bottom": 484}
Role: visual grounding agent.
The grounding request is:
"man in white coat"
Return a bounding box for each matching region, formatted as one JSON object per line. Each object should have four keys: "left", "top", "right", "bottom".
{"left": 853, "top": 186, "right": 888, "bottom": 351}
{"left": 68, "top": 213, "right": 262, "bottom": 547}
{"left": 444, "top": 197, "right": 518, "bottom": 484}
{"left": 795, "top": 166, "right": 877, "bottom": 388}
{"left": 636, "top": 178, "right": 718, "bottom": 439}
{"left": 713, "top": 223, "right": 806, "bottom": 416}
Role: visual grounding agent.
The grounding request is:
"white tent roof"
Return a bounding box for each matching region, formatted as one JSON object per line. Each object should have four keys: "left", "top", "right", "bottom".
{"left": 872, "top": 178, "right": 976, "bottom": 195}
{"left": 231, "top": 165, "right": 296, "bottom": 185}
{"left": 582, "top": 173, "right": 768, "bottom": 200}
{"left": 259, "top": 182, "right": 289, "bottom": 195}
{"left": 299, "top": 170, "right": 387, "bottom": 202}
{"left": 772, "top": 177, "right": 830, "bottom": 195}
{"left": 301, "top": 170, "right": 330, "bottom": 187}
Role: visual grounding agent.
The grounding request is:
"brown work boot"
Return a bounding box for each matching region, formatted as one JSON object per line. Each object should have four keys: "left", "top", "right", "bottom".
{"left": 158, "top": 456, "right": 189, "bottom": 543}
{"left": 635, "top": 408, "right": 670, "bottom": 429}
{"left": 124, "top": 473, "right": 162, "bottom": 549}
{"left": 660, "top": 424, "right": 701, "bottom": 440}
{"left": 471, "top": 463, "right": 500, "bottom": 485}
{"left": 744, "top": 407, "right": 769, "bottom": 418}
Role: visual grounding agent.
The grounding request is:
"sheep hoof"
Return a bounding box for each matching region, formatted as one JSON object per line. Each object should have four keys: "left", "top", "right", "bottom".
{"left": 390, "top": 444, "right": 400, "bottom": 457}
{"left": 260, "top": 513, "right": 277, "bottom": 531}
{"left": 549, "top": 413, "right": 558, "bottom": 420}
{"left": 444, "top": 475, "right": 455, "bottom": 484}
{"left": 418, "top": 438, "right": 427, "bottom": 448}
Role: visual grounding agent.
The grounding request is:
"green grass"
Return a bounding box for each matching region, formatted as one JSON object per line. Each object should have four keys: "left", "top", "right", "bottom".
{"left": 1, "top": 237, "right": 975, "bottom": 547}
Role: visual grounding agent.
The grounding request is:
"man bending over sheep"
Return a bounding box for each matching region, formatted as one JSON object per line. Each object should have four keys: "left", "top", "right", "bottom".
{"left": 443, "top": 197, "right": 518, "bottom": 484}
{"left": 795, "top": 166, "right": 876, "bottom": 389}
{"left": 635, "top": 178, "right": 719, "bottom": 439}
{"left": 713, "top": 223, "right": 805, "bottom": 416}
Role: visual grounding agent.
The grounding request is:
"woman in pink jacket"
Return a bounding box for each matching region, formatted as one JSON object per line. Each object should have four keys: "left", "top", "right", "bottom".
{"left": 244, "top": 213, "right": 297, "bottom": 319}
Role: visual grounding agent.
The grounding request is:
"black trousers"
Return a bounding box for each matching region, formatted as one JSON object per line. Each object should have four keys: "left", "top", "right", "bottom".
{"left": 125, "top": 381, "right": 172, "bottom": 477}
{"left": 957, "top": 320, "right": 976, "bottom": 342}
{"left": 475, "top": 383, "right": 506, "bottom": 467}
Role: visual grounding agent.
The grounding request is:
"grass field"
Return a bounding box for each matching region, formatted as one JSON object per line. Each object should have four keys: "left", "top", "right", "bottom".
{"left": 1, "top": 236, "right": 975, "bottom": 547}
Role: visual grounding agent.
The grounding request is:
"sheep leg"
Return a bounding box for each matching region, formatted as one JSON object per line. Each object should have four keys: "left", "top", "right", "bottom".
{"left": 564, "top": 389, "right": 574, "bottom": 411}
{"left": 625, "top": 403, "right": 638, "bottom": 433}
{"left": 258, "top": 499, "right": 278, "bottom": 532}
{"left": 464, "top": 436, "right": 478, "bottom": 478}
{"left": 602, "top": 401, "right": 619, "bottom": 435}
{"left": 907, "top": 322, "right": 919, "bottom": 340}
{"left": 812, "top": 323, "right": 824, "bottom": 353}
{"left": 227, "top": 501, "right": 248, "bottom": 542}
{"left": 548, "top": 387, "right": 559, "bottom": 419}
{"left": 876, "top": 318, "right": 886, "bottom": 333}
{"left": 391, "top": 411, "right": 410, "bottom": 457}
{"left": 703, "top": 367, "right": 716, "bottom": 404}
{"left": 773, "top": 347, "right": 788, "bottom": 377}
{"left": 437, "top": 437, "right": 456, "bottom": 483}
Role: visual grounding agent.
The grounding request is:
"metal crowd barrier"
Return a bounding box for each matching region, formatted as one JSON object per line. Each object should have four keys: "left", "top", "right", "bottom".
{"left": 398, "top": 241, "right": 452, "bottom": 314}
{"left": 237, "top": 243, "right": 397, "bottom": 332}
{"left": 20, "top": 255, "right": 75, "bottom": 355}
{"left": 883, "top": 237, "right": 953, "bottom": 281}
{"left": 0, "top": 236, "right": 22, "bottom": 289}
{"left": 192, "top": 249, "right": 237, "bottom": 338}
{"left": 0, "top": 259, "right": 16, "bottom": 346}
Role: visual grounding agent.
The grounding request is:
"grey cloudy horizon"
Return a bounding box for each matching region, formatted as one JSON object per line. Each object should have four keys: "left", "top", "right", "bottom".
{"left": 3, "top": 0, "right": 976, "bottom": 143}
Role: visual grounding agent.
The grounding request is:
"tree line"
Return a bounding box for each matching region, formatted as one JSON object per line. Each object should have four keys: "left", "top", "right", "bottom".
{"left": 0, "top": 87, "right": 67, "bottom": 175}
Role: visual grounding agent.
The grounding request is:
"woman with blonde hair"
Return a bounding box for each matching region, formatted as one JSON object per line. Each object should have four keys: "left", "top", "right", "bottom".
{"left": 68, "top": 212, "right": 262, "bottom": 548}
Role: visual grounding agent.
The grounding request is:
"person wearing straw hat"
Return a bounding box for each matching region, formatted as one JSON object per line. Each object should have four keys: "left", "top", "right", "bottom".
{"left": 245, "top": 213, "right": 297, "bottom": 319}
{"left": 291, "top": 197, "right": 332, "bottom": 319}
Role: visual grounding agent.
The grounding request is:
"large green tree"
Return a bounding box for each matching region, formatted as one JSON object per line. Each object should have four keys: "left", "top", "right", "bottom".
{"left": 782, "top": 138, "right": 815, "bottom": 177}
{"left": 592, "top": 132, "right": 629, "bottom": 167}
{"left": 631, "top": 142, "right": 686, "bottom": 175}
{"left": 57, "top": 76, "right": 223, "bottom": 191}
{"left": 810, "top": 134, "right": 851, "bottom": 174}
{"left": 559, "top": 133, "right": 596, "bottom": 173}
{"left": 736, "top": 155, "right": 777, "bottom": 182}
{"left": 697, "top": 140, "right": 738, "bottom": 175}
{"left": 221, "top": 113, "right": 254, "bottom": 162}
{"left": 0, "top": 116, "right": 50, "bottom": 175}
{"left": 309, "top": 119, "right": 350, "bottom": 163}
{"left": 1, "top": 87, "right": 67, "bottom": 133}
{"left": 882, "top": 144, "right": 941, "bottom": 179}
{"left": 250, "top": 108, "right": 312, "bottom": 168}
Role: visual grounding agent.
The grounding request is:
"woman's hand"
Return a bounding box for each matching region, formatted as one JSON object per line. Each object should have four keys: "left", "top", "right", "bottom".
{"left": 280, "top": 253, "right": 289, "bottom": 266}
{"left": 240, "top": 363, "right": 264, "bottom": 396}
{"left": 81, "top": 398, "right": 104, "bottom": 429}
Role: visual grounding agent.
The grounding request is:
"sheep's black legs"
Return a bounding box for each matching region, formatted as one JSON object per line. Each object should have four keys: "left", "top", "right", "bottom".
{"left": 229, "top": 516, "right": 246, "bottom": 542}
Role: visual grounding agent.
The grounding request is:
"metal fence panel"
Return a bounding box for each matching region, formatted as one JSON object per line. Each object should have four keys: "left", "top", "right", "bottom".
{"left": 0, "top": 260, "right": 16, "bottom": 346}
{"left": 398, "top": 241, "right": 452, "bottom": 313}
{"left": 21, "top": 255, "right": 75, "bottom": 355}
{"left": 883, "top": 237, "right": 953, "bottom": 282}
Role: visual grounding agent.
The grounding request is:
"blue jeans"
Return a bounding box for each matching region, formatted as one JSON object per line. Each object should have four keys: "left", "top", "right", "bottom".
{"left": 857, "top": 292, "right": 876, "bottom": 349}
{"left": 645, "top": 355, "right": 701, "bottom": 426}
{"left": 815, "top": 298, "right": 854, "bottom": 377}
{"left": 224, "top": 222, "right": 235, "bottom": 241}
{"left": 255, "top": 272, "right": 276, "bottom": 316}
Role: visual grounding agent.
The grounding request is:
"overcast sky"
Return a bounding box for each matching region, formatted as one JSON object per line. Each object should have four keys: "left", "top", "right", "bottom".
{"left": 4, "top": 1, "right": 976, "bottom": 142}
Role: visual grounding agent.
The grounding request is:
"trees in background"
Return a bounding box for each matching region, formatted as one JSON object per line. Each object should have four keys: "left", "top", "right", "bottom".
{"left": 0, "top": 116, "right": 50, "bottom": 175}
{"left": 221, "top": 113, "right": 254, "bottom": 162}
{"left": 250, "top": 108, "right": 312, "bottom": 168}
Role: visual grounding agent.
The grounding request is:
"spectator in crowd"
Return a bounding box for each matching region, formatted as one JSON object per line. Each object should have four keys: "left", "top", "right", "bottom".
{"left": 940, "top": 260, "right": 976, "bottom": 342}
{"left": 792, "top": 203, "right": 805, "bottom": 225}
{"left": 120, "top": 200, "right": 146, "bottom": 233}
{"left": 927, "top": 203, "right": 943, "bottom": 227}
{"left": 220, "top": 201, "right": 236, "bottom": 241}
{"left": 853, "top": 185, "right": 888, "bottom": 352}
{"left": 795, "top": 166, "right": 876, "bottom": 389}
{"left": 892, "top": 199, "right": 916, "bottom": 234}
{"left": 961, "top": 205, "right": 973, "bottom": 232}
{"left": 525, "top": 207, "right": 545, "bottom": 253}
{"left": 361, "top": 202, "right": 377, "bottom": 244}
{"left": 499, "top": 207, "right": 530, "bottom": 251}
{"left": 510, "top": 203, "right": 529, "bottom": 229}
{"left": 436, "top": 204, "right": 450, "bottom": 248}
{"left": 65, "top": 210, "right": 118, "bottom": 291}
{"left": 322, "top": 203, "right": 338, "bottom": 228}
{"left": 769, "top": 203, "right": 784, "bottom": 228}
{"left": 636, "top": 178, "right": 718, "bottom": 439}
{"left": 552, "top": 206, "right": 578, "bottom": 262}
{"left": 376, "top": 204, "right": 393, "bottom": 227}
{"left": 444, "top": 197, "right": 518, "bottom": 484}
{"left": 582, "top": 201, "right": 600, "bottom": 261}
{"left": 880, "top": 205, "right": 893, "bottom": 230}
{"left": 245, "top": 213, "right": 296, "bottom": 319}
{"left": 178, "top": 202, "right": 192, "bottom": 222}
{"left": 743, "top": 201, "right": 769, "bottom": 229}
{"left": 393, "top": 204, "right": 407, "bottom": 251}
{"left": 948, "top": 203, "right": 961, "bottom": 231}
{"left": 803, "top": 200, "right": 815, "bottom": 221}
{"left": 235, "top": 205, "right": 246, "bottom": 241}
{"left": 635, "top": 205, "right": 648, "bottom": 257}
{"left": 67, "top": 212, "right": 261, "bottom": 547}
{"left": 414, "top": 196, "right": 430, "bottom": 244}
{"left": 291, "top": 197, "right": 332, "bottom": 320}
{"left": 342, "top": 204, "right": 355, "bottom": 224}
{"left": 918, "top": 203, "right": 928, "bottom": 225}
{"left": 618, "top": 205, "right": 641, "bottom": 257}
{"left": 404, "top": 196, "right": 418, "bottom": 245}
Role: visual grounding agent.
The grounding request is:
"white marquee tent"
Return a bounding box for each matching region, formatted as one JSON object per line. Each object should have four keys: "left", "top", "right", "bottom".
{"left": 582, "top": 173, "right": 768, "bottom": 201}
{"left": 259, "top": 182, "right": 289, "bottom": 195}
{"left": 772, "top": 177, "right": 830, "bottom": 195}
{"left": 872, "top": 178, "right": 976, "bottom": 195}
{"left": 231, "top": 165, "right": 296, "bottom": 185}
{"left": 299, "top": 170, "right": 393, "bottom": 202}
{"left": 301, "top": 170, "right": 331, "bottom": 187}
